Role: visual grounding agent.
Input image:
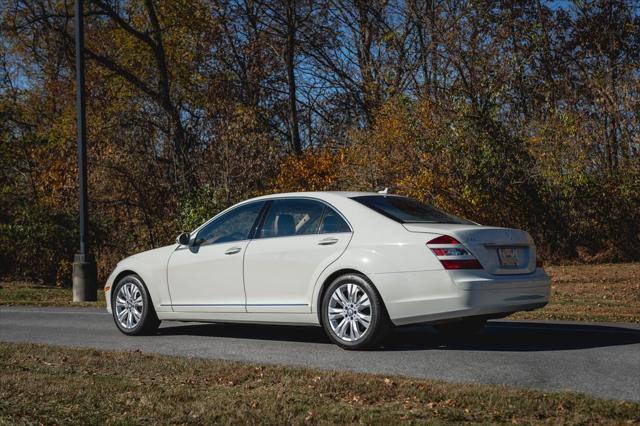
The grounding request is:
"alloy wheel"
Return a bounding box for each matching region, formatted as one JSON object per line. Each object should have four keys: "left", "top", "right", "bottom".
{"left": 115, "top": 281, "right": 144, "bottom": 329}
{"left": 327, "top": 283, "right": 371, "bottom": 342}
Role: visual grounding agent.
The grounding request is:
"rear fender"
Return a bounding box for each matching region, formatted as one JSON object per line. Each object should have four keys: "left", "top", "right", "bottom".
{"left": 310, "top": 243, "right": 443, "bottom": 314}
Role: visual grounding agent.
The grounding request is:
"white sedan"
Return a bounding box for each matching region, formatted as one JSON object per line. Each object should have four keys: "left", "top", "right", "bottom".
{"left": 105, "top": 192, "right": 550, "bottom": 349}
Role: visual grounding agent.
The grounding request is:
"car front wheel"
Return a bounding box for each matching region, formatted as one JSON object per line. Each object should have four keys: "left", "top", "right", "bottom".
{"left": 112, "top": 274, "right": 160, "bottom": 335}
{"left": 321, "top": 273, "right": 390, "bottom": 350}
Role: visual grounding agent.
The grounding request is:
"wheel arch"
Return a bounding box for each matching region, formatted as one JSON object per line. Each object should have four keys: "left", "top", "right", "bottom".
{"left": 113, "top": 269, "right": 138, "bottom": 287}
{"left": 109, "top": 270, "right": 153, "bottom": 309}
{"left": 315, "top": 268, "right": 388, "bottom": 325}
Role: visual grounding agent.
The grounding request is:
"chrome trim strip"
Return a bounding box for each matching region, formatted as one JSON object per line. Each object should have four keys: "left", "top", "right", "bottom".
{"left": 160, "top": 303, "right": 309, "bottom": 307}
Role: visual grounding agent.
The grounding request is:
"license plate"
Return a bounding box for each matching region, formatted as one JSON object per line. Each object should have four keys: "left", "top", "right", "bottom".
{"left": 498, "top": 248, "right": 519, "bottom": 267}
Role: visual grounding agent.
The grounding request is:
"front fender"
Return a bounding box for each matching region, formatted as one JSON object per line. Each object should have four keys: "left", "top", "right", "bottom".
{"left": 105, "top": 244, "right": 176, "bottom": 313}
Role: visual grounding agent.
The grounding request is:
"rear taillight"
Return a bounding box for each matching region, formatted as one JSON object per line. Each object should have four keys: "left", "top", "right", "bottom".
{"left": 440, "top": 259, "right": 483, "bottom": 269}
{"left": 536, "top": 258, "right": 544, "bottom": 268}
{"left": 427, "top": 235, "right": 483, "bottom": 270}
{"left": 427, "top": 235, "right": 461, "bottom": 245}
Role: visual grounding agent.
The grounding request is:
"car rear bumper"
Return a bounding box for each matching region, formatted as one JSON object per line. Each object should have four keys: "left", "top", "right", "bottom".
{"left": 370, "top": 268, "right": 551, "bottom": 326}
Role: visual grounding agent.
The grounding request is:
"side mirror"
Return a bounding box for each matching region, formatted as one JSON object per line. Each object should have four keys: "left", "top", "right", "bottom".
{"left": 176, "top": 232, "right": 191, "bottom": 246}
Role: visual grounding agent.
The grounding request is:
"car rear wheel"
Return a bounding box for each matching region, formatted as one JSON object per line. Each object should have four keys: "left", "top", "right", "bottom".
{"left": 321, "top": 273, "right": 390, "bottom": 350}
{"left": 112, "top": 274, "right": 160, "bottom": 335}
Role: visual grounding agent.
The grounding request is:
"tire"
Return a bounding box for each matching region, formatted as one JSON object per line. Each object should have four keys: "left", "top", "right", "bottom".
{"left": 321, "top": 273, "right": 390, "bottom": 350}
{"left": 434, "top": 318, "right": 487, "bottom": 338}
{"left": 111, "top": 274, "right": 160, "bottom": 335}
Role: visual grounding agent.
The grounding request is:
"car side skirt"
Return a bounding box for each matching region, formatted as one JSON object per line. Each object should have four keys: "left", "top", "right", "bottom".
{"left": 156, "top": 311, "right": 320, "bottom": 326}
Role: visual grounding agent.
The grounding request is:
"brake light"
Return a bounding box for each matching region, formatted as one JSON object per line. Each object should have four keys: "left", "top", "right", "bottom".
{"left": 440, "top": 259, "right": 483, "bottom": 269}
{"left": 427, "top": 235, "right": 461, "bottom": 245}
{"left": 427, "top": 235, "right": 483, "bottom": 270}
{"left": 536, "top": 258, "right": 544, "bottom": 268}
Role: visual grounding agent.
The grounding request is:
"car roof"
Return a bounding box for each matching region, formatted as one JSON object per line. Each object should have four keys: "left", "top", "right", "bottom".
{"left": 247, "top": 191, "right": 385, "bottom": 202}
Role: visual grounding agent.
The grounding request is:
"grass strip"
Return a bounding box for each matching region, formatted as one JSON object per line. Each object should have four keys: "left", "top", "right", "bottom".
{"left": 0, "top": 281, "right": 106, "bottom": 308}
{"left": 0, "top": 342, "right": 638, "bottom": 424}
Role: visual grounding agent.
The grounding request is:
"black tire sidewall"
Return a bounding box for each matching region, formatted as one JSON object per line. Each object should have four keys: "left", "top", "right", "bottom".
{"left": 111, "top": 274, "right": 155, "bottom": 335}
{"left": 321, "top": 273, "right": 388, "bottom": 350}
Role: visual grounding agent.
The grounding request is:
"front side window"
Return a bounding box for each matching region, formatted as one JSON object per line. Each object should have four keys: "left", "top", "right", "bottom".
{"left": 259, "top": 199, "right": 325, "bottom": 238}
{"left": 351, "top": 195, "right": 474, "bottom": 224}
{"left": 195, "top": 201, "right": 264, "bottom": 245}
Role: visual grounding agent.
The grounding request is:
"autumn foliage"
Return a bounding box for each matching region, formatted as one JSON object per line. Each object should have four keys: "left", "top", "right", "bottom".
{"left": 1, "top": 1, "right": 638, "bottom": 285}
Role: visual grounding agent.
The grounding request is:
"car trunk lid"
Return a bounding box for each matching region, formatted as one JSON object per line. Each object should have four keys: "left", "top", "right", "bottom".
{"left": 403, "top": 223, "right": 536, "bottom": 275}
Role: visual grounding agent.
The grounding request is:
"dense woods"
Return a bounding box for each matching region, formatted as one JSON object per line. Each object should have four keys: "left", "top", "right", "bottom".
{"left": 1, "top": 0, "right": 639, "bottom": 285}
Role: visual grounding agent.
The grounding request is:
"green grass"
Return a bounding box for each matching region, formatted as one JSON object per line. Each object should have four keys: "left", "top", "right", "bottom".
{"left": 0, "top": 342, "right": 638, "bottom": 424}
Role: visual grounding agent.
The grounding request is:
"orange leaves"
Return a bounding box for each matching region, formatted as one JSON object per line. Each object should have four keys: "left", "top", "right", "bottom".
{"left": 272, "top": 98, "right": 454, "bottom": 210}
{"left": 274, "top": 148, "right": 348, "bottom": 192}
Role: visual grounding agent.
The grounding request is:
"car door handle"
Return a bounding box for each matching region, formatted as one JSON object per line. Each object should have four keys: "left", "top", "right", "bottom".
{"left": 224, "top": 247, "right": 242, "bottom": 255}
{"left": 318, "top": 237, "right": 339, "bottom": 245}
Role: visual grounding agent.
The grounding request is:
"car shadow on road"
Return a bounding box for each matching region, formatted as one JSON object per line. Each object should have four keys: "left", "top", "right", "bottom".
{"left": 156, "top": 322, "right": 331, "bottom": 344}
{"left": 384, "top": 321, "right": 640, "bottom": 352}
{"left": 155, "top": 320, "right": 640, "bottom": 352}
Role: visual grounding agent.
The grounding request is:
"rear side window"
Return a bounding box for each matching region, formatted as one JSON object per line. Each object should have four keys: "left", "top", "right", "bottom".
{"left": 351, "top": 195, "right": 473, "bottom": 224}
{"left": 319, "top": 208, "right": 351, "bottom": 234}
{"left": 259, "top": 199, "right": 325, "bottom": 238}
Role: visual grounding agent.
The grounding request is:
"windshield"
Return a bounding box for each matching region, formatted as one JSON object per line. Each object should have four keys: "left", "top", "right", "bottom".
{"left": 351, "top": 195, "right": 474, "bottom": 224}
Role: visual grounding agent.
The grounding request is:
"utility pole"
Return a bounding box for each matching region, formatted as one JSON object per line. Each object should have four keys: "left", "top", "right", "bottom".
{"left": 72, "top": 0, "right": 97, "bottom": 302}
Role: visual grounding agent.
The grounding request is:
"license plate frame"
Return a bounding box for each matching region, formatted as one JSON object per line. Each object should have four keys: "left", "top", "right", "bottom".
{"left": 498, "top": 247, "right": 519, "bottom": 267}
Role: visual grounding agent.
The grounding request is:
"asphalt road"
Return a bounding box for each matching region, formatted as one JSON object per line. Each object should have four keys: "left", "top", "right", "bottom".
{"left": 1, "top": 306, "right": 639, "bottom": 402}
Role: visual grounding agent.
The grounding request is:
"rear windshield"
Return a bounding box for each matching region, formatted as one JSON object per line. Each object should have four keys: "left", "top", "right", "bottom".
{"left": 351, "top": 195, "right": 474, "bottom": 224}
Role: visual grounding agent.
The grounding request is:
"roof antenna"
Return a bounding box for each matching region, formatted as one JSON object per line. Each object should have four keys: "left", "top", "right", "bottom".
{"left": 377, "top": 187, "right": 389, "bottom": 195}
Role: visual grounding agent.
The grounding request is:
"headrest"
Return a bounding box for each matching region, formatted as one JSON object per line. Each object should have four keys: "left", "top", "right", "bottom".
{"left": 275, "top": 214, "right": 295, "bottom": 236}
